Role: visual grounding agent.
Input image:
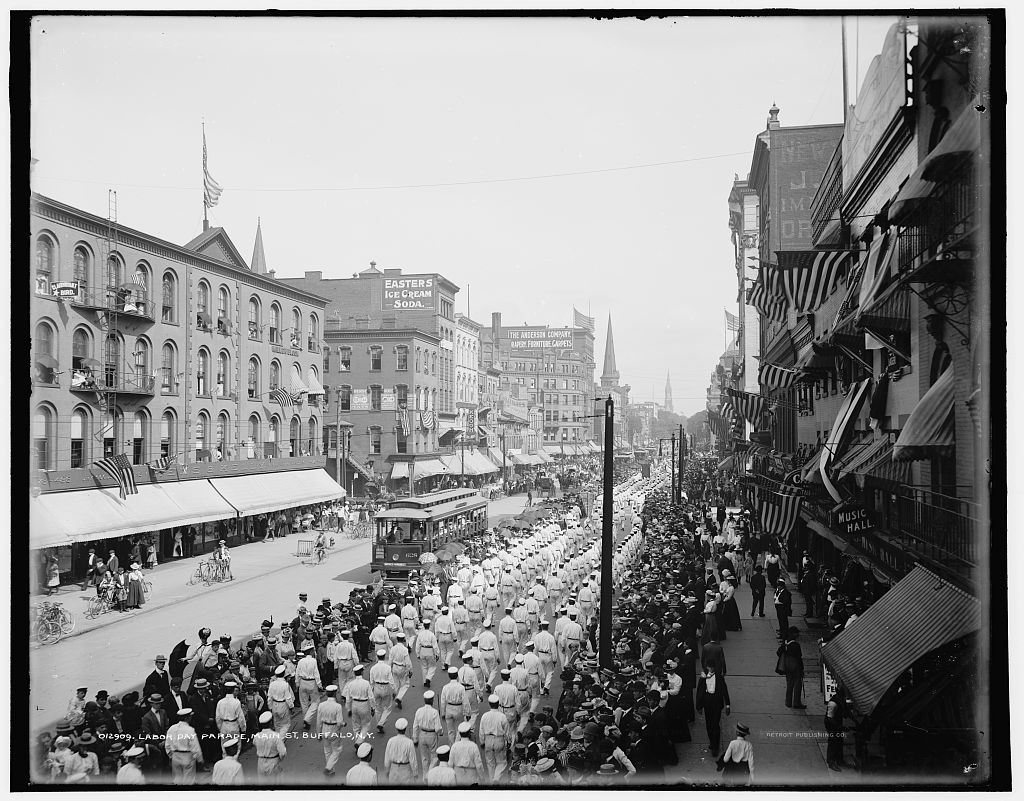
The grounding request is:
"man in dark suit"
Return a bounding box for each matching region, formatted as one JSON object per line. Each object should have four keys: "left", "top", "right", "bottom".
{"left": 167, "top": 677, "right": 189, "bottom": 713}
{"left": 749, "top": 565, "right": 767, "bottom": 617}
{"left": 774, "top": 580, "right": 793, "bottom": 640}
{"left": 106, "top": 550, "right": 120, "bottom": 577}
{"left": 143, "top": 655, "right": 173, "bottom": 706}
{"left": 701, "top": 638, "right": 727, "bottom": 677}
{"left": 696, "top": 666, "right": 731, "bottom": 756}
{"left": 783, "top": 626, "right": 806, "bottom": 708}
{"left": 139, "top": 694, "right": 170, "bottom": 772}
{"left": 187, "top": 678, "right": 219, "bottom": 766}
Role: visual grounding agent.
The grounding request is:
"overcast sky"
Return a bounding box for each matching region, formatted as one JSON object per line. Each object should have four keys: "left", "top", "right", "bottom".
{"left": 30, "top": 14, "right": 897, "bottom": 418}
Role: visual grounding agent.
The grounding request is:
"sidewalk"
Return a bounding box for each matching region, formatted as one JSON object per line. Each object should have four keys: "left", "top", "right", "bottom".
{"left": 30, "top": 529, "right": 365, "bottom": 644}
{"left": 664, "top": 562, "right": 851, "bottom": 785}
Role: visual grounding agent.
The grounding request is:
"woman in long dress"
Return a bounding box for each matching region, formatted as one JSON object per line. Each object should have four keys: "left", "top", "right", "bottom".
{"left": 125, "top": 563, "right": 145, "bottom": 610}
{"left": 172, "top": 531, "right": 183, "bottom": 557}
{"left": 45, "top": 555, "right": 60, "bottom": 595}
{"left": 720, "top": 572, "right": 743, "bottom": 631}
{"left": 145, "top": 541, "right": 157, "bottom": 570}
{"left": 700, "top": 591, "right": 721, "bottom": 646}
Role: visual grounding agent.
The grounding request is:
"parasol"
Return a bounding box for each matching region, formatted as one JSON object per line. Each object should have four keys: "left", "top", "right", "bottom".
{"left": 443, "top": 542, "right": 466, "bottom": 556}
{"left": 425, "top": 563, "right": 446, "bottom": 577}
{"left": 419, "top": 552, "right": 438, "bottom": 565}
{"left": 434, "top": 549, "right": 455, "bottom": 562}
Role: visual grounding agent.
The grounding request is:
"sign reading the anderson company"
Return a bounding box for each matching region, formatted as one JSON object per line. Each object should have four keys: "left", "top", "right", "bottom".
{"left": 381, "top": 275, "right": 436, "bottom": 310}
{"left": 505, "top": 327, "right": 575, "bottom": 350}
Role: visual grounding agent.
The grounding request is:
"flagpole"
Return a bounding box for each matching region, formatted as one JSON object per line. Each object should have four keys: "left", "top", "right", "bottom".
{"left": 202, "top": 122, "right": 209, "bottom": 232}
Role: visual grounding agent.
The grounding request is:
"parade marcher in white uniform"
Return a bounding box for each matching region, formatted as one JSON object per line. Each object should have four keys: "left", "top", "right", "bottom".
{"left": 344, "top": 665, "right": 374, "bottom": 742}
{"left": 384, "top": 718, "right": 419, "bottom": 785}
{"left": 267, "top": 665, "right": 294, "bottom": 737}
{"left": 369, "top": 649, "right": 396, "bottom": 732}
{"left": 450, "top": 722, "right": 486, "bottom": 786}
{"left": 434, "top": 606, "right": 457, "bottom": 667}
{"left": 317, "top": 684, "right": 345, "bottom": 776}
{"left": 390, "top": 633, "right": 414, "bottom": 709}
{"left": 477, "top": 619, "right": 500, "bottom": 686}
{"left": 426, "top": 745, "right": 458, "bottom": 786}
{"left": 412, "top": 690, "right": 444, "bottom": 772}
{"left": 165, "top": 708, "right": 203, "bottom": 785}
{"left": 439, "top": 667, "right": 467, "bottom": 744}
{"left": 533, "top": 620, "right": 557, "bottom": 694}
{"left": 415, "top": 618, "right": 441, "bottom": 688}
{"left": 345, "top": 742, "right": 377, "bottom": 786}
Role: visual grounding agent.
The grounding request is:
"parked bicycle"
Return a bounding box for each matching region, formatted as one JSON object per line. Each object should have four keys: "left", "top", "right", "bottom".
{"left": 84, "top": 593, "right": 114, "bottom": 620}
{"left": 187, "top": 559, "right": 229, "bottom": 587}
{"left": 34, "top": 601, "right": 74, "bottom": 644}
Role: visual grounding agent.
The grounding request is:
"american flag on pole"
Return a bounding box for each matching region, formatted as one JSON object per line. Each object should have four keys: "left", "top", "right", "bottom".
{"left": 270, "top": 387, "right": 293, "bottom": 408}
{"left": 203, "top": 125, "right": 224, "bottom": 209}
{"left": 131, "top": 273, "right": 147, "bottom": 289}
{"left": 758, "top": 360, "right": 798, "bottom": 390}
{"left": 725, "top": 387, "right": 768, "bottom": 423}
{"left": 573, "top": 307, "right": 595, "bottom": 332}
{"left": 724, "top": 309, "right": 741, "bottom": 332}
{"left": 148, "top": 454, "right": 176, "bottom": 472}
{"left": 92, "top": 454, "right": 138, "bottom": 500}
{"left": 396, "top": 404, "right": 410, "bottom": 436}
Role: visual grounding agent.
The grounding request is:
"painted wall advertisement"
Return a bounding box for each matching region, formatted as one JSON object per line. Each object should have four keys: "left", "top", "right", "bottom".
{"left": 381, "top": 389, "right": 397, "bottom": 411}
{"left": 351, "top": 389, "right": 369, "bottom": 411}
{"left": 50, "top": 280, "right": 80, "bottom": 298}
{"left": 381, "top": 275, "right": 436, "bottom": 311}
{"left": 505, "top": 327, "right": 575, "bottom": 351}
{"left": 772, "top": 128, "right": 842, "bottom": 249}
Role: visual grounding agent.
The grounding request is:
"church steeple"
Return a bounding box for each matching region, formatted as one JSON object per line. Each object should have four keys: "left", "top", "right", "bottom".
{"left": 601, "top": 314, "right": 619, "bottom": 383}
{"left": 250, "top": 217, "right": 267, "bottom": 274}
{"left": 664, "top": 371, "right": 674, "bottom": 413}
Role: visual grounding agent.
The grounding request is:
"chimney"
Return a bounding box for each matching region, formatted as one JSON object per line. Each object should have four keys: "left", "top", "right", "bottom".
{"left": 491, "top": 312, "right": 501, "bottom": 350}
{"left": 305, "top": 271, "right": 323, "bottom": 280}
{"left": 268, "top": 269, "right": 276, "bottom": 278}
{"left": 767, "top": 102, "right": 781, "bottom": 130}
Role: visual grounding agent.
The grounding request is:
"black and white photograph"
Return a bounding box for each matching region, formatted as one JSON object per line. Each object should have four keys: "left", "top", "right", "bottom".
{"left": 17, "top": 8, "right": 1005, "bottom": 790}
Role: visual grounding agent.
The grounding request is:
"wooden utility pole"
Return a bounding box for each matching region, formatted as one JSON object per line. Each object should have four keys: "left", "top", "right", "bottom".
{"left": 599, "top": 395, "right": 614, "bottom": 669}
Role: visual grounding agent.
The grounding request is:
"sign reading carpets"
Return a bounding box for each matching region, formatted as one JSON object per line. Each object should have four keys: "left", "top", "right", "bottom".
{"left": 506, "top": 327, "right": 575, "bottom": 351}
{"left": 381, "top": 275, "right": 436, "bottom": 310}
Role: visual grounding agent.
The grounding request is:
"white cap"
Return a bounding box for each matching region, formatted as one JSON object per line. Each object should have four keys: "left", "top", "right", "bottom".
{"left": 488, "top": 694, "right": 499, "bottom": 704}
{"left": 275, "top": 665, "right": 286, "bottom": 676}
{"left": 325, "top": 684, "right": 338, "bottom": 693}
{"left": 357, "top": 742, "right": 373, "bottom": 759}
{"left": 177, "top": 708, "right": 193, "bottom": 717}
{"left": 376, "top": 649, "right": 387, "bottom": 658}
{"left": 259, "top": 711, "right": 273, "bottom": 724}
{"left": 458, "top": 721, "right": 472, "bottom": 735}
{"left": 423, "top": 690, "right": 435, "bottom": 701}
{"left": 395, "top": 718, "right": 408, "bottom": 731}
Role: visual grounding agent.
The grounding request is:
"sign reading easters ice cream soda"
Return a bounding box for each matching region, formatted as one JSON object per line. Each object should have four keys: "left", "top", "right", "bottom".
{"left": 382, "top": 275, "right": 436, "bottom": 310}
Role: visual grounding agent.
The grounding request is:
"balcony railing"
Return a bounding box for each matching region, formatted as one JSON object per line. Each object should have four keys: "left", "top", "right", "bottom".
{"left": 811, "top": 140, "right": 844, "bottom": 246}
{"left": 69, "top": 369, "right": 155, "bottom": 396}
{"left": 70, "top": 287, "right": 155, "bottom": 322}
{"left": 896, "top": 161, "right": 976, "bottom": 280}
{"left": 872, "top": 488, "right": 980, "bottom": 572}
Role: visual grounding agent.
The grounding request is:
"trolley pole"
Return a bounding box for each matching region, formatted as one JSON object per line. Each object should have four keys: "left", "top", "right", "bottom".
{"left": 599, "top": 395, "right": 614, "bottom": 669}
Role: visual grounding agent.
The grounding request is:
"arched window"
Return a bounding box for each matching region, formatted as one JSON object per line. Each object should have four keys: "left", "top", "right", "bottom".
{"left": 104, "top": 334, "right": 122, "bottom": 389}
{"left": 290, "top": 309, "right": 302, "bottom": 349}
{"left": 270, "top": 360, "right": 281, "bottom": 390}
{"left": 132, "top": 263, "right": 150, "bottom": 307}
{"left": 131, "top": 411, "right": 147, "bottom": 464}
{"left": 35, "top": 236, "right": 55, "bottom": 294}
{"left": 161, "top": 410, "right": 176, "bottom": 458}
{"left": 34, "top": 321, "right": 56, "bottom": 384}
{"left": 248, "top": 357, "right": 260, "bottom": 399}
{"left": 217, "top": 351, "right": 230, "bottom": 397}
{"left": 431, "top": 352, "right": 437, "bottom": 375}
{"left": 270, "top": 304, "right": 282, "bottom": 344}
{"left": 161, "top": 271, "right": 177, "bottom": 323}
{"left": 308, "top": 314, "right": 319, "bottom": 351}
{"left": 33, "top": 405, "right": 55, "bottom": 470}
{"left": 248, "top": 297, "right": 261, "bottom": 341}
{"left": 269, "top": 416, "right": 281, "bottom": 457}
{"left": 196, "top": 281, "right": 211, "bottom": 328}
{"left": 218, "top": 286, "right": 230, "bottom": 320}
{"left": 70, "top": 407, "right": 90, "bottom": 468}
{"left": 217, "top": 412, "right": 230, "bottom": 457}
{"left": 307, "top": 417, "right": 317, "bottom": 455}
{"left": 72, "top": 328, "right": 92, "bottom": 378}
{"left": 106, "top": 254, "right": 123, "bottom": 290}
{"left": 161, "top": 342, "right": 177, "bottom": 392}
{"left": 197, "top": 349, "right": 210, "bottom": 396}
{"left": 73, "top": 246, "right": 91, "bottom": 298}
{"left": 195, "top": 411, "right": 210, "bottom": 458}
{"left": 248, "top": 414, "right": 261, "bottom": 457}
{"left": 134, "top": 338, "right": 150, "bottom": 390}
{"left": 290, "top": 416, "right": 301, "bottom": 457}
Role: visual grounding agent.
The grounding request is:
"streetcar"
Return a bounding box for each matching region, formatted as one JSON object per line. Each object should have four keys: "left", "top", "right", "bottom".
{"left": 371, "top": 487, "right": 489, "bottom": 585}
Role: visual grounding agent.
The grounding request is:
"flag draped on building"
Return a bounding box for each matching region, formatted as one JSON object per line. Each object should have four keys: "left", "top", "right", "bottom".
{"left": 92, "top": 454, "right": 138, "bottom": 500}
{"left": 725, "top": 387, "right": 768, "bottom": 423}
{"left": 147, "top": 454, "right": 176, "bottom": 472}
{"left": 420, "top": 409, "right": 436, "bottom": 430}
{"left": 758, "top": 360, "right": 798, "bottom": 390}
{"left": 776, "top": 249, "right": 851, "bottom": 313}
{"left": 396, "top": 405, "right": 410, "bottom": 435}
{"left": 573, "top": 307, "right": 595, "bottom": 332}
{"left": 724, "top": 309, "right": 741, "bottom": 332}
{"left": 131, "top": 272, "right": 147, "bottom": 289}
{"left": 270, "top": 387, "right": 293, "bottom": 408}
{"left": 746, "top": 260, "right": 787, "bottom": 322}
{"left": 203, "top": 125, "right": 224, "bottom": 209}
{"left": 759, "top": 490, "right": 802, "bottom": 538}
{"left": 707, "top": 410, "right": 732, "bottom": 442}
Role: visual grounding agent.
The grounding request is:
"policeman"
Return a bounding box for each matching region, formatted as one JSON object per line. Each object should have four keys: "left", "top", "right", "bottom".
{"left": 497, "top": 606, "right": 518, "bottom": 666}
{"left": 450, "top": 722, "right": 485, "bottom": 785}
{"left": 384, "top": 718, "right": 419, "bottom": 785}
{"left": 252, "top": 710, "right": 286, "bottom": 785}
{"left": 412, "top": 689, "right": 444, "bottom": 772}
{"left": 390, "top": 632, "right": 413, "bottom": 710}
{"left": 458, "top": 653, "right": 483, "bottom": 728}
{"left": 164, "top": 708, "right": 203, "bottom": 785}
{"left": 434, "top": 606, "right": 457, "bottom": 667}
{"left": 344, "top": 664, "right": 374, "bottom": 742}
{"left": 480, "top": 694, "right": 510, "bottom": 781}
{"left": 369, "top": 649, "right": 396, "bottom": 733}
{"left": 439, "top": 666, "right": 467, "bottom": 743}
{"left": 267, "top": 665, "right": 295, "bottom": 737}
{"left": 533, "top": 620, "right": 557, "bottom": 695}
{"left": 317, "top": 684, "right": 345, "bottom": 777}
{"left": 415, "top": 618, "right": 440, "bottom": 688}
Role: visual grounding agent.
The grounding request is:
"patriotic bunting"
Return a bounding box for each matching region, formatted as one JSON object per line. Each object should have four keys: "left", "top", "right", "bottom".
{"left": 746, "top": 260, "right": 788, "bottom": 322}
{"left": 758, "top": 361, "right": 798, "bottom": 391}
{"left": 759, "top": 490, "right": 802, "bottom": 538}
{"left": 92, "top": 453, "right": 138, "bottom": 500}
{"left": 396, "top": 405, "right": 410, "bottom": 436}
{"left": 147, "top": 454, "right": 176, "bottom": 472}
{"left": 776, "top": 249, "right": 851, "bottom": 313}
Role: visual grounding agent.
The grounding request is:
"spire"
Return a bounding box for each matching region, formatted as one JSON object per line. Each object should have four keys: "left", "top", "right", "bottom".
{"left": 601, "top": 314, "right": 619, "bottom": 383}
{"left": 664, "top": 370, "right": 674, "bottom": 413}
{"left": 250, "top": 217, "right": 267, "bottom": 274}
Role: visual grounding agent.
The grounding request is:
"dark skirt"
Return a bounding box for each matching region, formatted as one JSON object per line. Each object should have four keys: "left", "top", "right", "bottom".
{"left": 700, "top": 612, "right": 721, "bottom": 645}
{"left": 721, "top": 758, "right": 750, "bottom": 784}
{"left": 722, "top": 597, "right": 742, "bottom": 631}
{"left": 126, "top": 578, "right": 145, "bottom": 608}
{"left": 666, "top": 693, "right": 692, "bottom": 743}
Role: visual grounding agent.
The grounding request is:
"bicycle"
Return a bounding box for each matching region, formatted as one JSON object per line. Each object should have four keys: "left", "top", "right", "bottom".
{"left": 85, "top": 593, "right": 114, "bottom": 620}
{"left": 142, "top": 579, "right": 154, "bottom": 599}
{"left": 35, "top": 617, "right": 62, "bottom": 645}
{"left": 36, "top": 601, "right": 75, "bottom": 636}
{"left": 188, "top": 561, "right": 214, "bottom": 587}
{"left": 303, "top": 544, "right": 327, "bottom": 566}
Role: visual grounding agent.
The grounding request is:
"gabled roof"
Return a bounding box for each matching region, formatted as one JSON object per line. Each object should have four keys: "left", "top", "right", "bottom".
{"left": 183, "top": 227, "right": 250, "bottom": 271}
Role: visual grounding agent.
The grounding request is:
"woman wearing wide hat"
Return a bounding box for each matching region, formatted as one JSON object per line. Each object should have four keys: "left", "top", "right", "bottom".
{"left": 717, "top": 723, "right": 754, "bottom": 785}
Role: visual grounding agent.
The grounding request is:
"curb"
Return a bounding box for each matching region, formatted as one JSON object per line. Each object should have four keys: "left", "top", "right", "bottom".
{"left": 38, "top": 536, "right": 368, "bottom": 644}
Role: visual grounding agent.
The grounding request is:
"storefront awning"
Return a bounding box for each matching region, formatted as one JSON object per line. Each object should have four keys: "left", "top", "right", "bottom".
{"left": 836, "top": 436, "right": 892, "bottom": 479}
{"left": 306, "top": 369, "right": 327, "bottom": 396}
{"left": 893, "top": 367, "right": 955, "bottom": 462}
{"left": 30, "top": 480, "right": 239, "bottom": 550}
{"left": 819, "top": 379, "right": 872, "bottom": 504}
{"left": 470, "top": 451, "right": 501, "bottom": 474}
{"left": 438, "top": 429, "right": 462, "bottom": 447}
{"left": 533, "top": 450, "right": 552, "bottom": 464}
{"left": 412, "top": 458, "right": 449, "bottom": 480}
{"left": 821, "top": 565, "right": 980, "bottom": 715}
{"left": 210, "top": 468, "right": 344, "bottom": 516}
{"left": 390, "top": 462, "right": 410, "bottom": 481}
{"left": 889, "top": 101, "right": 981, "bottom": 224}
{"left": 856, "top": 440, "right": 911, "bottom": 488}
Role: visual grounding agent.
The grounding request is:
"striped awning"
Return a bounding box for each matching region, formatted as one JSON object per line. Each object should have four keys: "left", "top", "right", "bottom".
{"left": 859, "top": 285, "right": 912, "bottom": 336}
{"left": 306, "top": 368, "right": 327, "bottom": 396}
{"left": 820, "top": 379, "right": 872, "bottom": 504}
{"left": 836, "top": 436, "right": 891, "bottom": 479}
{"left": 390, "top": 462, "right": 409, "bottom": 481}
{"left": 893, "top": 367, "right": 955, "bottom": 462}
{"left": 821, "top": 565, "right": 980, "bottom": 715}
{"left": 858, "top": 441, "right": 911, "bottom": 488}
